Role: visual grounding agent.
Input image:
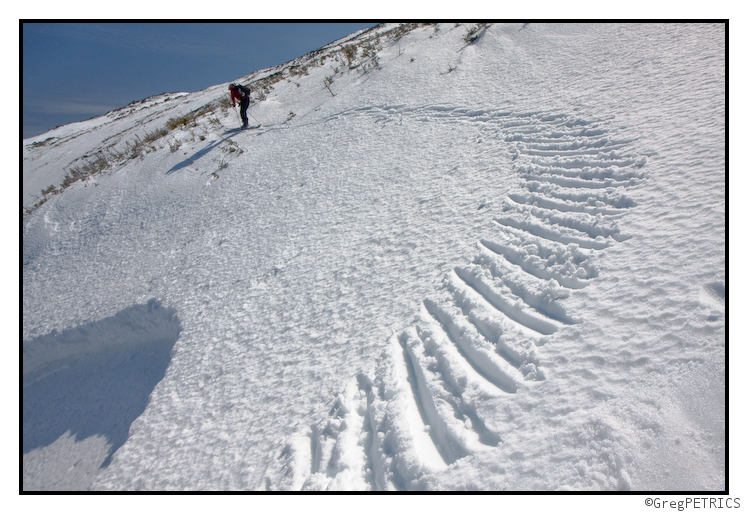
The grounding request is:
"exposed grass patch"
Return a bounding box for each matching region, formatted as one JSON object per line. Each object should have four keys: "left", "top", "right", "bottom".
{"left": 464, "top": 23, "right": 490, "bottom": 44}
{"left": 288, "top": 65, "right": 309, "bottom": 77}
{"left": 166, "top": 112, "right": 198, "bottom": 131}
{"left": 217, "top": 96, "right": 232, "bottom": 111}
{"left": 29, "top": 138, "right": 55, "bottom": 148}
{"left": 222, "top": 140, "right": 240, "bottom": 154}
{"left": 143, "top": 127, "right": 168, "bottom": 143}
{"left": 165, "top": 104, "right": 216, "bottom": 131}
{"left": 324, "top": 76, "right": 335, "bottom": 97}
{"left": 343, "top": 44, "right": 358, "bottom": 67}
{"left": 62, "top": 154, "right": 109, "bottom": 188}
{"left": 25, "top": 125, "right": 171, "bottom": 216}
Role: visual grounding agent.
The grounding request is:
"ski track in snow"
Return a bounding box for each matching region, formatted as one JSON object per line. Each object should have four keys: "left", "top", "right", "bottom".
{"left": 259, "top": 107, "right": 647, "bottom": 490}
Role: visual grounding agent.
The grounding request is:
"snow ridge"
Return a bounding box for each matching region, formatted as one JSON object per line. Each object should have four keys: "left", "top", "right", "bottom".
{"left": 260, "top": 110, "right": 646, "bottom": 490}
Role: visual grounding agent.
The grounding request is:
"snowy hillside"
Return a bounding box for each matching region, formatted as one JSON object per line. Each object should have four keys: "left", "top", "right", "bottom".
{"left": 22, "top": 23, "right": 725, "bottom": 491}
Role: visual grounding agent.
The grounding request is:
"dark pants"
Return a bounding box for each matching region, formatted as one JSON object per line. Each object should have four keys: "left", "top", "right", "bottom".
{"left": 240, "top": 97, "right": 250, "bottom": 126}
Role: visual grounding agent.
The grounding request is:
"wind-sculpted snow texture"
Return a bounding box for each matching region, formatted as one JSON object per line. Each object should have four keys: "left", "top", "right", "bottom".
{"left": 23, "top": 24, "right": 724, "bottom": 491}
{"left": 260, "top": 110, "right": 649, "bottom": 490}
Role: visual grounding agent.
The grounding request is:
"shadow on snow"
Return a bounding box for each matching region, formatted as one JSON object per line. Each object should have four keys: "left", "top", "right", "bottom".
{"left": 166, "top": 129, "right": 242, "bottom": 175}
{"left": 22, "top": 299, "right": 181, "bottom": 468}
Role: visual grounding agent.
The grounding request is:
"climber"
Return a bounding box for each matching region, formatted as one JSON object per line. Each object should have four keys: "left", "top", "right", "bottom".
{"left": 228, "top": 83, "right": 251, "bottom": 129}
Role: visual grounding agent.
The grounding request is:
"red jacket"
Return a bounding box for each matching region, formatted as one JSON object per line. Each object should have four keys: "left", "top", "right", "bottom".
{"left": 230, "top": 86, "right": 248, "bottom": 106}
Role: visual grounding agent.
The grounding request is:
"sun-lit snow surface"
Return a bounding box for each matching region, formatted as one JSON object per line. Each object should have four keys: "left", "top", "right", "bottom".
{"left": 22, "top": 23, "right": 724, "bottom": 490}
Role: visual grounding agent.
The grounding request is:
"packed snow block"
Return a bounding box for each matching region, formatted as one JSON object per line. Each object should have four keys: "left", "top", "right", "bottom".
{"left": 22, "top": 300, "right": 181, "bottom": 471}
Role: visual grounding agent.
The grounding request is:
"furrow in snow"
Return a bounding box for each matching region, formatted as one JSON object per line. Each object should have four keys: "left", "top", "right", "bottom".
{"left": 473, "top": 246, "right": 577, "bottom": 325}
{"left": 507, "top": 191, "right": 627, "bottom": 216}
{"left": 260, "top": 380, "right": 373, "bottom": 491}
{"left": 371, "top": 338, "right": 450, "bottom": 481}
{"left": 517, "top": 163, "right": 643, "bottom": 182}
{"left": 524, "top": 180, "right": 637, "bottom": 209}
{"left": 478, "top": 237, "right": 593, "bottom": 289}
{"left": 505, "top": 127, "right": 608, "bottom": 140}
{"left": 422, "top": 298, "right": 521, "bottom": 394}
{"left": 452, "top": 265, "right": 562, "bottom": 336}
{"left": 443, "top": 271, "right": 545, "bottom": 381}
{"left": 518, "top": 172, "right": 635, "bottom": 190}
{"left": 518, "top": 144, "right": 628, "bottom": 157}
{"left": 522, "top": 137, "right": 622, "bottom": 151}
{"left": 501, "top": 198, "right": 625, "bottom": 242}
{"left": 531, "top": 156, "right": 643, "bottom": 169}
{"left": 493, "top": 217, "right": 613, "bottom": 250}
{"left": 400, "top": 329, "right": 472, "bottom": 464}
{"left": 411, "top": 317, "right": 504, "bottom": 450}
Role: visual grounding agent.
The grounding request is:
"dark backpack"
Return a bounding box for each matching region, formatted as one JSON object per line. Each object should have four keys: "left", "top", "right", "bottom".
{"left": 237, "top": 85, "right": 251, "bottom": 98}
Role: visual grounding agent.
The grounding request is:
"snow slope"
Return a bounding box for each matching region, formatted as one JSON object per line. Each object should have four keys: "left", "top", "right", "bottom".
{"left": 22, "top": 23, "right": 725, "bottom": 491}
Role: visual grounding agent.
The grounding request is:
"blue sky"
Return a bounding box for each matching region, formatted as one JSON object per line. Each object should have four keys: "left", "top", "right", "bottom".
{"left": 22, "top": 23, "right": 375, "bottom": 139}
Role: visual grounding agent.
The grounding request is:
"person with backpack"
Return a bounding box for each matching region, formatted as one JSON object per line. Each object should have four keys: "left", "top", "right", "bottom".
{"left": 228, "top": 83, "right": 251, "bottom": 129}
